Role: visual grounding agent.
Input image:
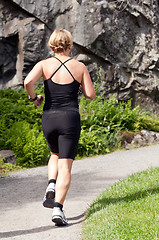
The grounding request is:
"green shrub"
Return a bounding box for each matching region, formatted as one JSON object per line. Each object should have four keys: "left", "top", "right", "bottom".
{"left": 79, "top": 95, "right": 142, "bottom": 131}
{"left": 5, "top": 121, "right": 49, "bottom": 167}
{"left": 1, "top": 82, "right": 159, "bottom": 167}
{"left": 0, "top": 86, "right": 47, "bottom": 167}
{"left": 77, "top": 125, "right": 120, "bottom": 157}
{"left": 134, "top": 114, "right": 159, "bottom": 132}
{"left": 77, "top": 94, "right": 150, "bottom": 158}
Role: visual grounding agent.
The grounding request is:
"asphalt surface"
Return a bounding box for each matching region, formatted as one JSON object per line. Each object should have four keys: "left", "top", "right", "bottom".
{"left": 0, "top": 144, "right": 159, "bottom": 240}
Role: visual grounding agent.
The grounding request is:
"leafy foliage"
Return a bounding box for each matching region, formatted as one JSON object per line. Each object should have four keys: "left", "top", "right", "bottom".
{"left": 0, "top": 86, "right": 49, "bottom": 167}
{"left": 77, "top": 93, "right": 159, "bottom": 157}
{"left": 1, "top": 79, "right": 159, "bottom": 167}
{"left": 5, "top": 121, "right": 49, "bottom": 167}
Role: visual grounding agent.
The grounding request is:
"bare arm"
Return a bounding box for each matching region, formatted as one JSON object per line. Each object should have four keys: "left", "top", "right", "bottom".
{"left": 24, "top": 61, "right": 43, "bottom": 106}
{"left": 81, "top": 64, "right": 96, "bottom": 100}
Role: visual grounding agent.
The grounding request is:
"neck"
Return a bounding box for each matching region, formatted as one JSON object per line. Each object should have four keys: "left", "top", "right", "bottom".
{"left": 55, "top": 52, "right": 68, "bottom": 57}
{"left": 54, "top": 48, "right": 70, "bottom": 57}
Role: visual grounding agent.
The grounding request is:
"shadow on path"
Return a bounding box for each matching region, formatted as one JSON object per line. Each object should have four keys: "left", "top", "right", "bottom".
{"left": 67, "top": 212, "right": 86, "bottom": 226}
{"left": 0, "top": 225, "right": 53, "bottom": 239}
{"left": 0, "top": 212, "right": 86, "bottom": 239}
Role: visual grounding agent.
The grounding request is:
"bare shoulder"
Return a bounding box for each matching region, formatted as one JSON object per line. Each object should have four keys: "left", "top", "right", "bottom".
{"left": 72, "top": 58, "right": 84, "bottom": 65}
{"left": 39, "top": 58, "right": 56, "bottom": 71}
{"left": 71, "top": 59, "right": 86, "bottom": 70}
{"left": 34, "top": 59, "right": 48, "bottom": 68}
{"left": 40, "top": 57, "right": 54, "bottom": 65}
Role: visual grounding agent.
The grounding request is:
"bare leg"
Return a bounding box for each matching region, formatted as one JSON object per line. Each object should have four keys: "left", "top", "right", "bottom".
{"left": 43, "top": 154, "right": 59, "bottom": 208}
{"left": 48, "top": 153, "right": 59, "bottom": 181}
{"left": 55, "top": 158, "right": 73, "bottom": 205}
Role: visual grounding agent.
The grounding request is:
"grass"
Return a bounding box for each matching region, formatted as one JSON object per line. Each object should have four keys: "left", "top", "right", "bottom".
{"left": 82, "top": 167, "right": 159, "bottom": 240}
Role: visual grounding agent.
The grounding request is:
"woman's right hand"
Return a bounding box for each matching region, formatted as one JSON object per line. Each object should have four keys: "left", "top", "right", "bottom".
{"left": 34, "top": 95, "right": 44, "bottom": 106}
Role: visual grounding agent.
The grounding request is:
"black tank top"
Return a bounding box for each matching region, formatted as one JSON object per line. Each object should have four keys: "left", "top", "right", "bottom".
{"left": 43, "top": 57, "right": 80, "bottom": 111}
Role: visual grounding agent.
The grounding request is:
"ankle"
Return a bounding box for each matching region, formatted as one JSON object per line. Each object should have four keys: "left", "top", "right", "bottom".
{"left": 48, "top": 179, "right": 56, "bottom": 185}
{"left": 54, "top": 202, "right": 63, "bottom": 211}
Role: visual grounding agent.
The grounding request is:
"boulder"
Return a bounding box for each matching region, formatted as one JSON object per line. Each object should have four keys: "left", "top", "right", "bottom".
{"left": 0, "top": 0, "right": 159, "bottom": 112}
{"left": 119, "top": 129, "right": 159, "bottom": 149}
{"left": 0, "top": 150, "right": 16, "bottom": 165}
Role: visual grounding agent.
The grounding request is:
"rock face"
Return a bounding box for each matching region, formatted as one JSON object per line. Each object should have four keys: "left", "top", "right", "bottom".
{"left": 0, "top": 0, "right": 159, "bottom": 112}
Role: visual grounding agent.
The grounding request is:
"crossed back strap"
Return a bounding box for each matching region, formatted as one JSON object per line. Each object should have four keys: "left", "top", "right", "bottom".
{"left": 50, "top": 57, "right": 76, "bottom": 81}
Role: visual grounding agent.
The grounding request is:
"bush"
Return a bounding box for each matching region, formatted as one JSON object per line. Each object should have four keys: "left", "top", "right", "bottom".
{"left": 5, "top": 121, "right": 49, "bottom": 167}
{"left": 79, "top": 95, "right": 142, "bottom": 131}
{"left": 77, "top": 94, "right": 158, "bottom": 158}
{"left": 0, "top": 86, "right": 49, "bottom": 167}
{"left": 1, "top": 83, "right": 159, "bottom": 167}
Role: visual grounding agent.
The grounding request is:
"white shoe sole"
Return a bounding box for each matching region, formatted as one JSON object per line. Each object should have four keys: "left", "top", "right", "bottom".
{"left": 52, "top": 215, "right": 68, "bottom": 226}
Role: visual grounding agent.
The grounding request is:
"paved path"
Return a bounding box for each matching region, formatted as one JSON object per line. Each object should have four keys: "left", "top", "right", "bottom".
{"left": 0, "top": 144, "right": 159, "bottom": 240}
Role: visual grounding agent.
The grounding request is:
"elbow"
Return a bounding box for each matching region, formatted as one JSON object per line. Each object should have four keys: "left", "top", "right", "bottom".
{"left": 90, "top": 93, "right": 96, "bottom": 100}
{"left": 87, "top": 91, "right": 96, "bottom": 100}
{"left": 90, "top": 89, "right": 96, "bottom": 100}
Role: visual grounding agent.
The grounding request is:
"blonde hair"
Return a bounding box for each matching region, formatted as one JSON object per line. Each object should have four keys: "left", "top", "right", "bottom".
{"left": 48, "top": 29, "right": 73, "bottom": 52}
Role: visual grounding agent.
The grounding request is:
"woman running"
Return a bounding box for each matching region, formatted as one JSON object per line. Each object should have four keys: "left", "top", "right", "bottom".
{"left": 24, "top": 28, "right": 96, "bottom": 226}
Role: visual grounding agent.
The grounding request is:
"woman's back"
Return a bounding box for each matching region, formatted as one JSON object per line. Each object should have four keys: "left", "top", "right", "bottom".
{"left": 42, "top": 57, "right": 84, "bottom": 85}
{"left": 42, "top": 57, "right": 81, "bottom": 111}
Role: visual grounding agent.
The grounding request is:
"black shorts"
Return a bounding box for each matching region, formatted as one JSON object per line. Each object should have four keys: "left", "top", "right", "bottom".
{"left": 42, "top": 110, "right": 81, "bottom": 160}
